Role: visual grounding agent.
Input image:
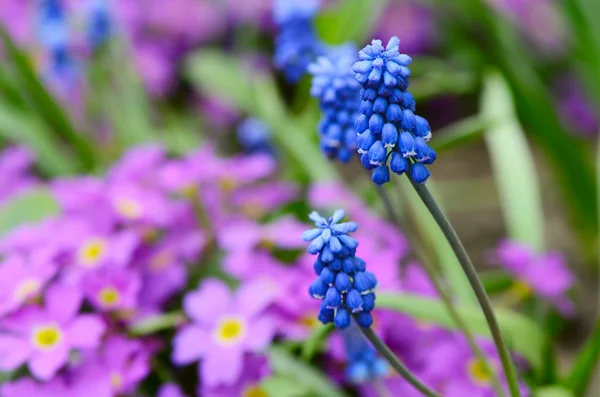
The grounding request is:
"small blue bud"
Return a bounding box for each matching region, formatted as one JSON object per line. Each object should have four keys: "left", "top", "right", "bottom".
{"left": 354, "top": 272, "right": 371, "bottom": 293}
{"left": 356, "top": 312, "right": 373, "bottom": 328}
{"left": 360, "top": 153, "right": 376, "bottom": 170}
{"left": 401, "top": 109, "right": 416, "bottom": 131}
{"left": 414, "top": 137, "right": 430, "bottom": 162}
{"left": 338, "top": 148, "right": 352, "bottom": 163}
{"left": 347, "top": 289, "right": 365, "bottom": 313}
{"left": 339, "top": 235, "right": 359, "bottom": 250}
{"left": 383, "top": 71, "right": 397, "bottom": 87}
{"left": 362, "top": 293, "right": 376, "bottom": 312}
{"left": 388, "top": 88, "right": 402, "bottom": 103}
{"left": 342, "top": 257, "right": 355, "bottom": 273}
{"left": 332, "top": 221, "right": 359, "bottom": 234}
{"left": 324, "top": 287, "right": 341, "bottom": 309}
{"left": 357, "top": 130, "right": 376, "bottom": 154}
{"left": 367, "top": 68, "right": 382, "bottom": 85}
{"left": 302, "top": 228, "right": 322, "bottom": 241}
{"left": 354, "top": 114, "right": 369, "bottom": 133}
{"left": 377, "top": 84, "right": 392, "bottom": 97}
{"left": 399, "top": 132, "right": 416, "bottom": 158}
{"left": 319, "top": 245, "right": 334, "bottom": 262}
{"left": 373, "top": 97, "right": 388, "bottom": 113}
{"left": 354, "top": 257, "right": 366, "bottom": 272}
{"left": 346, "top": 362, "right": 370, "bottom": 384}
{"left": 367, "top": 141, "right": 386, "bottom": 166}
{"left": 364, "top": 271, "right": 378, "bottom": 291}
{"left": 382, "top": 123, "right": 398, "bottom": 148}
{"left": 307, "top": 236, "right": 325, "bottom": 254}
{"left": 359, "top": 100, "right": 374, "bottom": 117}
{"left": 368, "top": 114, "right": 384, "bottom": 135}
{"left": 309, "top": 278, "right": 328, "bottom": 299}
{"left": 393, "top": 54, "right": 412, "bottom": 66}
{"left": 321, "top": 227, "right": 331, "bottom": 242}
{"left": 373, "top": 359, "right": 389, "bottom": 377}
{"left": 423, "top": 147, "right": 437, "bottom": 165}
{"left": 372, "top": 57, "right": 384, "bottom": 69}
{"left": 318, "top": 305, "right": 335, "bottom": 324}
{"left": 320, "top": 267, "right": 335, "bottom": 284}
{"left": 401, "top": 92, "right": 416, "bottom": 112}
{"left": 390, "top": 152, "right": 409, "bottom": 174}
{"left": 398, "top": 66, "right": 411, "bottom": 80}
{"left": 414, "top": 115, "right": 431, "bottom": 141}
{"left": 334, "top": 308, "right": 351, "bottom": 329}
{"left": 329, "top": 236, "right": 342, "bottom": 253}
{"left": 410, "top": 162, "right": 430, "bottom": 184}
{"left": 335, "top": 273, "right": 352, "bottom": 293}
{"left": 313, "top": 259, "right": 325, "bottom": 275}
{"left": 385, "top": 104, "right": 402, "bottom": 122}
{"left": 355, "top": 73, "right": 368, "bottom": 85}
{"left": 362, "top": 88, "right": 377, "bottom": 101}
{"left": 352, "top": 60, "right": 373, "bottom": 74}
{"left": 329, "top": 258, "right": 343, "bottom": 271}
{"left": 371, "top": 165, "right": 390, "bottom": 185}
{"left": 385, "top": 60, "right": 402, "bottom": 75}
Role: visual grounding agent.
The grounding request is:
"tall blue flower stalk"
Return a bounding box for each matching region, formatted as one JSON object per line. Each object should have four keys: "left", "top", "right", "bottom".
{"left": 309, "top": 45, "right": 361, "bottom": 163}
{"left": 86, "top": 0, "right": 111, "bottom": 49}
{"left": 37, "top": 0, "right": 73, "bottom": 79}
{"left": 273, "top": 0, "right": 325, "bottom": 83}
{"left": 302, "top": 209, "right": 378, "bottom": 329}
{"left": 352, "top": 37, "right": 437, "bottom": 185}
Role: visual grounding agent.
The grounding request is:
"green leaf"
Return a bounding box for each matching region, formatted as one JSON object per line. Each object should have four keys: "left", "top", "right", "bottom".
{"left": 315, "top": 0, "right": 388, "bottom": 45}
{"left": 301, "top": 324, "right": 334, "bottom": 361}
{"left": 0, "top": 103, "right": 79, "bottom": 176}
{"left": 268, "top": 347, "right": 349, "bottom": 397}
{"left": 128, "top": 311, "right": 185, "bottom": 336}
{"left": 261, "top": 375, "right": 313, "bottom": 397}
{"left": 396, "top": 176, "right": 477, "bottom": 304}
{"left": 534, "top": 386, "right": 574, "bottom": 397}
{"left": 481, "top": 71, "right": 545, "bottom": 250}
{"left": 0, "top": 27, "right": 97, "bottom": 171}
{"left": 564, "top": 319, "right": 600, "bottom": 396}
{"left": 377, "top": 292, "right": 546, "bottom": 371}
{"left": 185, "top": 50, "right": 340, "bottom": 182}
{"left": 430, "top": 115, "right": 493, "bottom": 153}
{"left": 0, "top": 188, "right": 60, "bottom": 236}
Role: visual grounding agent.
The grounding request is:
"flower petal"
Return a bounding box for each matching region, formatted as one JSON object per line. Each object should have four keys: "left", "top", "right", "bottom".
{"left": 172, "top": 325, "right": 210, "bottom": 365}
{"left": 67, "top": 315, "right": 106, "bottom": 349}
{"left": 236, "top": 279, "right": 279, "bottom": 319}
{"left": 183, "top": 278, "right": 233, "bottom": 325}
{"left": 45, "top": 284, "right": 82, "bottom": 323}
{"left": 0, "top": 335, "right": 31, "bottom": 371}
{"left": 244, "top": 316, "right": 277, "bottom": 351}
{"left": 200, "top": 346, "right": 244, "bottom": 387}
{"left": 29, "top": 345, "right": 69, "bottom": 381}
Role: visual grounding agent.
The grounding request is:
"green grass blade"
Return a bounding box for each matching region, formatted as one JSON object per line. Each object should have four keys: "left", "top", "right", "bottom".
{"left": 0, "top": 188, "right": 60, "bottom": 236}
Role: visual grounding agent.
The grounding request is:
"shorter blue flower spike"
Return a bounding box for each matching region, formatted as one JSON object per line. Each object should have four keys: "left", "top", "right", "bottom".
{"left": 342, "top": 323, "right": 388, "bottom": 384}
{"left": 303, "top": 210, "right": 378, "bottom": 328}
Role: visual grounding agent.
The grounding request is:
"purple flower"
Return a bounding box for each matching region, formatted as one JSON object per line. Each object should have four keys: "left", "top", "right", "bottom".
{"left": 0, "top": 285, "right": 105, "bottom": 380}
{"left": 158, "top": 383, "right": 189, "bottom": 397}
{"left": 172, "top": 278, "right": 278, "bottom": 386}
{"left": 0, "top": 146, "right": 38, "bottom": 203}
{"left": 230, "top": 182, "right": 300, "bottom": 218}
{"left": 0, "top": 253, "right": 57, "bottom": 317}
{"left": 375, "top": 1, "right": 435, "bottom": 54}
{"left": 493, "top": 240, "right": 575, "bottom": 315}
{"left": 1, "top": 377, "right": 69, "bottom": 397}
{"left": 556, "top": 76, "right": 599, "bottom": 137}
{"left": 83, "top": 267, "right": 142, "bottom": 313}
{"left": 201, "top": 354, "right": 271, "bottom": 397}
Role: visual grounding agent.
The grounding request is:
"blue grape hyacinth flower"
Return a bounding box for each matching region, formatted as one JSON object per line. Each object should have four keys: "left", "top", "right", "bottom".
{"left": 86, "top": 0, "right": 111, "bottom": 49}
{"left": 343, "top": 323, "right": 388, "bottom": 383}
{"left": 353, "top": 37, "right": 437, "bottom": 185}
{"left": 273, "top": 0, "right": 325, "bottom": 83}
{"left": 302, "top": 209, "right": 378, "bottom": 329}
{"left": 309, "top": 45, "right": 361, "bottom": 163}
{"left": 237, "top": 118, "right": 275, "bottom": 156}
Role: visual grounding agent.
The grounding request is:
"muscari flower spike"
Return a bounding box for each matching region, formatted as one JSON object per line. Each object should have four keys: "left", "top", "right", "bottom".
{"left": 302, "top": 209, "right": 378, "bottom": 329}
{"left": 309, "top": 45, "right": 362, "bottom": 163}
{"left": 343, "top": 323, "right": 388, "bottom": 384}
{"left": 273, "top": 0, "right": 325, "bottom": 83}
{"left": 353, "top": 36, "right": 437, "bottom": 185}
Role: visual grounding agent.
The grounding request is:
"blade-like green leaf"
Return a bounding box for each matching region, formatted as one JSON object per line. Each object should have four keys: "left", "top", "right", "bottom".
{"left": 0, "top": 188, "right": 60, "bottom": 236}
{"left": 377, "top": 292, "right": 545, "bottom": 371}
{"left": 268, "top": 347, "right": 349, "bottom": 397}
{"left": 534, "top": 386, "right": 574, "bottom": 397}
{"left": 0, "top": 27, "right": 97, "bottom": 171}
{"left": 564, "top": 319, "right": 600, "bottom": 396}
{"left": 315, "top": 0, "right": 388, "bottom": 45}
{"left": 481, "top": 71, "right": 545, "bottom": 250}
{"left": 431, "top": 115, "right": 493, "bottom": 153}
{"left": 261, "top": 375, "right": 313, "bottom": 397}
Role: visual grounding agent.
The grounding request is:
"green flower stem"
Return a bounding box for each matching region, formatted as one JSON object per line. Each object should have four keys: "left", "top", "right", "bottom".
{"left": 409, "top": 178, "right": 521, "bottom": 397}
{"left": 374, "top": 186, "right": 506, "bottom": 397}
{"left": 355, "top": 320, "right": 442, "bottom": 397}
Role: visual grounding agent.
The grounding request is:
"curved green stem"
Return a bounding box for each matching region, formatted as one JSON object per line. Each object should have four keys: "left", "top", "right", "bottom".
{"left": 374, "top": 186, "right": 506, "bottom": 397}
{"left": 356, "top": 320, "right": 442, "bottom": 397}
{"left": 409, "top": 179, "right": 521, "bottom": 397}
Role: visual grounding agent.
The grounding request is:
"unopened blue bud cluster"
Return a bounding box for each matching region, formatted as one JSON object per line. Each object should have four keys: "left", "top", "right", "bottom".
{"left": 343, "top": 323, "right": 388, "bottom": 383}
{"left": 302, "top": 210, "right": 378, "bottom": 329}
{"left": 38, "top": 0, "right": 72, "bottom": 76}
{"left": 273, "top": 0, "right": 325, "bottom": 83}
{"left": 308, "top": 45, "right": 361, "bottom": 163}
{"left": 353, "top": 37, "right": 436, "bottom": 185}
{"left": 237, "top": 118, "right": 275, "bottom": 156}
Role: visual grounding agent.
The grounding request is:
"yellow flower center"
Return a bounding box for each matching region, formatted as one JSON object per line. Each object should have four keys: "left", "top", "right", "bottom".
{"left": 150, "top": 250, "right": 174, "bottom": 272}
{"left": 214, "top": 317, "right": 246, "bottom": 346}
{"left": 13, "top": 279, "right": 41, "bottom": 302}
{"left": 241, "top": 203, "right": 264, "bottom": 219}
{"left": 467, "top": 358, "right": 493, "bottom": 386}
{"left": 180, "top": 185, "right": 197, "bottom": 199}
{"left": 98, "top": 287, "right": 121, "bottom": 308}
{"left": 31, "top": 324, "right": 63, "bottom": 352}
{"left": 110, "top": 373, "right": 123, "bottom": 389}
{"left": 219, "top": 178, "right": 238, "bottom": 192}
{"left": 299, "top": 314, "right": 318, "bottom": 329}
{"left": 78, "top": 238, "right": 108, "bottom": 268}
{"left": 114, "top": 198, "right": 143, "bottom": 220}
{"left": 243, "top": 385, "right": 269, "bottom": 397}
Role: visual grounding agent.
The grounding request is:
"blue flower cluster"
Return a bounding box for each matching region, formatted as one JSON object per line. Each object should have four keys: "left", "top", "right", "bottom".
{"left": 302, "top": 210, "right": 378, "bottom": 329}
{"left": 343, "top": 323, "right": 388, "bottom": 383}
{"left": 86, "top": 0, "right": 111, "bottom": 49}
{"left": 237, "top": 118, "right": 275, "bottom": 156}
{"left": 352, "top": 37, "right": 436, "bottom": 185}
{"left": 308, "top": 45, "right": 361, "bottom": 163}
{"left": 37, "top": 0, "right": 72, "bottom": 77}
{"left": 273, "top": 0, "right": 325, "bottom": 83}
